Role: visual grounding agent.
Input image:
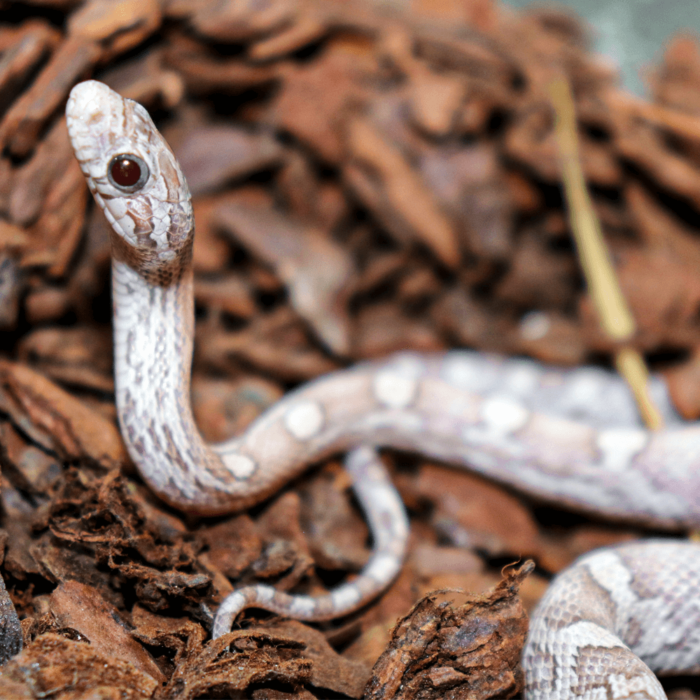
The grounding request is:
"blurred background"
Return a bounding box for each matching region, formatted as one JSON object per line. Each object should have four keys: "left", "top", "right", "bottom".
{"left": 3, "top": 1, "right": 700, "bottom": 695}
{"left": 504, "top": 0, "right": 700, "bottom": 95}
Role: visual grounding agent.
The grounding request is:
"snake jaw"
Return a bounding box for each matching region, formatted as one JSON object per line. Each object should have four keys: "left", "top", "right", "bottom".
{"left": 66, "top": 80, "right": 194, "bottom": 271}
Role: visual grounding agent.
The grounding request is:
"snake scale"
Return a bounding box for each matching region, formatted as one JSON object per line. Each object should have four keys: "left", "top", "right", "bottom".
{"left": 65, "top": 79, "right": 700, "bottom": 699}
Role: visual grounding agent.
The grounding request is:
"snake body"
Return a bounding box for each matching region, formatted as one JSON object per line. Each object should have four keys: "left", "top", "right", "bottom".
{"left": 66, "top": 80, "right": 700, "bottom": 699}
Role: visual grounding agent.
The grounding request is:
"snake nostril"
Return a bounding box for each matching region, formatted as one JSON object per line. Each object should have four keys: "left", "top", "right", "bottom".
{"left": 108, "top": 154, "right": 149, "bottom": 191}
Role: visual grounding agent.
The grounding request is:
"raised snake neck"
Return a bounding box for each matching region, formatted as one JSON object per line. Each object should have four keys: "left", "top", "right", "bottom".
{"left": 66, "top": 80, "right": 700, "bottom": 699}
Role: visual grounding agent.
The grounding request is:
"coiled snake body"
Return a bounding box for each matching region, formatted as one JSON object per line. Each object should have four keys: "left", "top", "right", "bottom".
{"left": 66, "top": 80, "right": 700, "bottom": 699}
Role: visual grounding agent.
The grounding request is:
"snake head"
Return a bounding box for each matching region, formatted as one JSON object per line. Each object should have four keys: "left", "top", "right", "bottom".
{"left": 66, "top": 80, "right": 194, "bottom": 279}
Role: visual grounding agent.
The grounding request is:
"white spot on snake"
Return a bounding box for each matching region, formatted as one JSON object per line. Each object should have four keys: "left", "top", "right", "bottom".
{"left": 284, "top": 400, "right": 324, "bottom": 441}
{"left": 257, "top": 587, "right": 275, "bottom": 604}
{"left": 331, "top": 586, "right": 361, "bottom": 610}
{"left": 596, "top": 428, "right": 648, "bottom": 472}
{"left": 365, "top": 552, "right": 401, "bottom": 580}
{"left": 373, "top": 369, "right": 418, "bottom": 409}
{"left": 441, "top": 352, "right": 479, "bottom": 389}
{"left": 291, "top": 596, "right": 317, "bottom": 615}
{"left": 481, "top": 395, "right": 529, "bottom": 434}
{"left": 225, "top": 454, "right": 257, "bottom": 480}
{"left": 519, "top": 311, "right": 551, "bottom": 340}
{"left": 566, "top": 371, "right": 609, "bottom": 406}
{"left": 502, "top": 361, "right": 541, "bottom": 395}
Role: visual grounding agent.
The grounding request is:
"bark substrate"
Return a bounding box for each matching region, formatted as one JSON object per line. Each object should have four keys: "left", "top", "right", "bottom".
{"left": 0, "top": 0, "right": 700, "bottom": 697}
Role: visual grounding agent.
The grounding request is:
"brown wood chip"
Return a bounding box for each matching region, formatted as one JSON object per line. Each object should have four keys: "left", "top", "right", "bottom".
{"left": 49, "top": 580, "right": 166, "bottom": 682}
{"left": 0, "top": 633, "right": 158, "bottom": 699}
{"left": 0, "top": 21, "right": 60, "bottom": 110}
{"left": 0, "top": 361, "right": 126, "bottom": 469}
{"left": 364, "top": 562, "right": 533, "bottom": 699}
{"left": 346, "top": 115, "right": 461, "bottom": 268}
{"left": 1, "top": 0, "right": 700, "bottom": 695}
{"left": 68, "top": 0, "right": 162, "bottom": 60}
{"left": 214, "top": 190, "right": 354, "bottom": 354}
{"left": 0, "top": 37, "right": 101, "bottom": 158}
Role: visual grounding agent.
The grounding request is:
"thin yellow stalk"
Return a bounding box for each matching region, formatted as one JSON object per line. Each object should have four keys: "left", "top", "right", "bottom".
{"left": 548, "top": 75, "right": 663, "bottom": 430}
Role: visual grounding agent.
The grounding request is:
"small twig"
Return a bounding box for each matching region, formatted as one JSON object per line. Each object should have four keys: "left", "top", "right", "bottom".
{"left": 548, "top": 75, "right": 663, "bottom": 430}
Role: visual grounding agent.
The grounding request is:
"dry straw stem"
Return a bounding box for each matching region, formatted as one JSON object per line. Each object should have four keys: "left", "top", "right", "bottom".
{"left": 548, "top": 76, "right": 663, "bottom": 430}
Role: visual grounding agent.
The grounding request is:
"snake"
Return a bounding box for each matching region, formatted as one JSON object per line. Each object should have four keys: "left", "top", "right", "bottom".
{"left": 65, "top": 79, "right": 700, "bottom": 699}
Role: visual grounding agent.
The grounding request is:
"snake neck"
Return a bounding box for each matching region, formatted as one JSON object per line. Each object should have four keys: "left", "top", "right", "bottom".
{"left": 112, "top": 259, "right": 236, "bottom": 513}
{"left": 110, "top": 232, "right": 194, "bottom": 287}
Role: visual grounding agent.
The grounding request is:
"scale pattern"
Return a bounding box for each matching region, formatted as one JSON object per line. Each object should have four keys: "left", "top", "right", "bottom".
{"left": 66, "top": 80, "right": 700, "bottom": 699}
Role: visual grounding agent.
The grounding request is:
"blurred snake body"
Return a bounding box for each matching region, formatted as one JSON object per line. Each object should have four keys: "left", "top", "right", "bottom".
{"left": 66, "top": 80, "right": 700, "bottom": 699}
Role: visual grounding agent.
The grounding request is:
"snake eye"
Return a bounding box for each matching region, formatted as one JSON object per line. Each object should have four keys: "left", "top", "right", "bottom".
{"left": 108, "top": 154, "right": 149, "bottom": 192}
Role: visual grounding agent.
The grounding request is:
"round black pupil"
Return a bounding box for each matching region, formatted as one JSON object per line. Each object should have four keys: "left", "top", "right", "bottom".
{"left": 111, "top": 157, "right": 141, "bottom": 187}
